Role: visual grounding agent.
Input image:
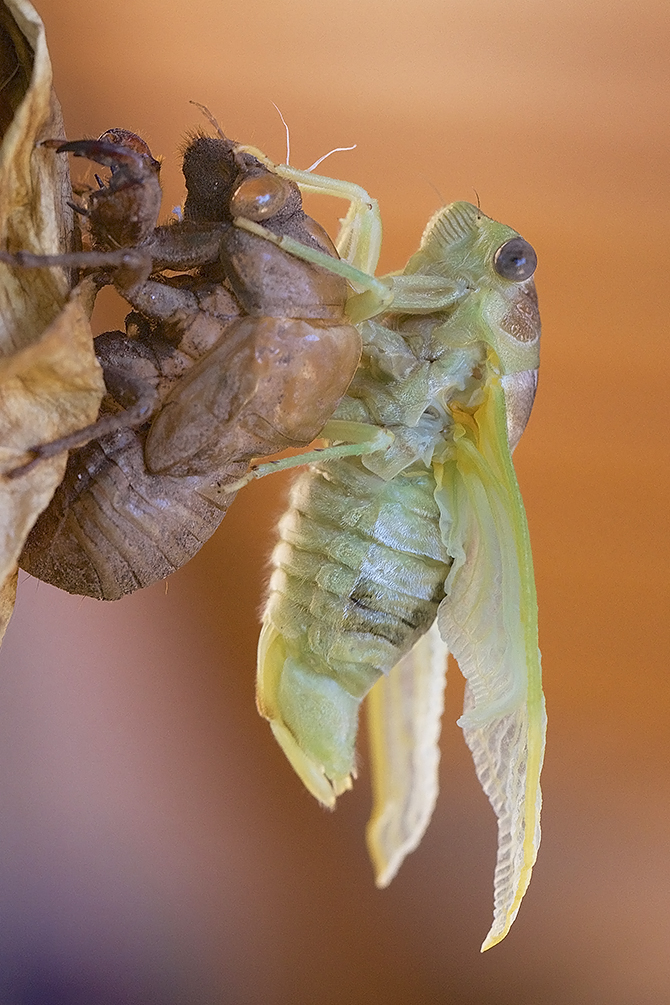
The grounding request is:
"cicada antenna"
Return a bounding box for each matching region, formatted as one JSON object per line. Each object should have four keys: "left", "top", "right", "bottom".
{"left": 306, "top": 145, "right": 357, "bottom": 173}
{"left": 419, "top": 174, "right": 447, "bottom": 207}
{"left": 271, "top": 102, "right": 291, "bottom": 165}
{"left": 189, "top": 101, "right": 227, "bottom": 140}
{"left": 270, "top": 102, "right": 357, "bottom": 173}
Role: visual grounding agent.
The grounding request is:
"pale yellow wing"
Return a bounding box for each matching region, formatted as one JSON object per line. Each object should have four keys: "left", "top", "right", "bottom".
{"left": 366, "top": 620, "right": 449, "bottom": 887}
{"left": 435, "top": 377, "right": 545, "bottom": 951}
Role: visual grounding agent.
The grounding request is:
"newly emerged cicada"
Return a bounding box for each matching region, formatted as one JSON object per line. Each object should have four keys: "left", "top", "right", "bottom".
{"left": 237, "top": 164, "right": 544, "bottom": 951}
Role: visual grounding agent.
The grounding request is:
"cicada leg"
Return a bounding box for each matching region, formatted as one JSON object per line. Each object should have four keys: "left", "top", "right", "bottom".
{"left": 232, "top": 216, "right": 394, "bottom": 314}
{"left": 233, "top": 147, "right": 382, "bottom": 275}
{"left": 7, "top": 361, "right": 161, "bottom": 479}
{"left": 274, "top": 165, "right": 382, "bottom": 275}
{"left": 224, "top": 420, "right": 394, "bottom": 492}
{"left": 233, "top": 217, "right": 468, "bottom": 324}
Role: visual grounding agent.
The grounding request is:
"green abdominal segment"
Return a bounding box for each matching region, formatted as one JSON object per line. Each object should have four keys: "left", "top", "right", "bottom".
{"left": 258, "top": 456, "right": 452, "bottom": 804}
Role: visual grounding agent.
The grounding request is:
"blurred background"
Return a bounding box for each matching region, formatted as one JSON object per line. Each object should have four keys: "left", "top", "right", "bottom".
{"left": 1, "top": 0, "right": 669, "bottom": 1001}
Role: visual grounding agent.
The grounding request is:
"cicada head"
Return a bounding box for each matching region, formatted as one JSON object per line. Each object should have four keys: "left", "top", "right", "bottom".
{"left": 406, "top": 201, "right": 540, "bottom": 362}
{"left": 406, "top": 201, "right": 541, "bottom": 441}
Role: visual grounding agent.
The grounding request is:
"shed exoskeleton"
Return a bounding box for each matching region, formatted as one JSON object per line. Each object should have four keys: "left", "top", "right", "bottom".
{"left": 241, "top": 171, "right": 544, "bottom": 951}
{"left": 4, "top": 128, "right": 361, "bottom": 599}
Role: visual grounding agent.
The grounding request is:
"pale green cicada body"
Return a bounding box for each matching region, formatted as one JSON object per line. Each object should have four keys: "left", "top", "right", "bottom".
{"left": 234, "top": 159, "right": 544, "bottom": 951}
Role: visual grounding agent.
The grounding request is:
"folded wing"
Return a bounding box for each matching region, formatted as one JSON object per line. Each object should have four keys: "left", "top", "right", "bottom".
{"left": 436, "top": 378, "right": 546, "bottom": 951}
{"left": 366, "top": 621, "right": 449, "bottom": 887}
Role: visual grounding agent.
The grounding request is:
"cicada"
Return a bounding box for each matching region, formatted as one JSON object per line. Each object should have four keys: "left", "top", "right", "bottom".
{"left": 4, "top": 128, "right": 360, "bottom": 599}
{"left": 239, "top": 166, "right": 545, "bottom": 950}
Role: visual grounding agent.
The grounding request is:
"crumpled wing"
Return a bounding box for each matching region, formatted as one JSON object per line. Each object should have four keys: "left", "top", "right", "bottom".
{"left": 435, "top": 377, "right": 545, "bottom": 951}
{"left": 366, "top": 621, "right": 449, "bottom": 887}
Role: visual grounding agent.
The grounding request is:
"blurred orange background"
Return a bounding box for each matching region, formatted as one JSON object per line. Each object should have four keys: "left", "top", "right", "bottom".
{"left": 1, "top": 0, "right": 669, "bottom": 1001}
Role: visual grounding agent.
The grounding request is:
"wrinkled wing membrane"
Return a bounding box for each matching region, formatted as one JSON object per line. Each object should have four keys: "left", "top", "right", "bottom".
{"left": 366, "top": 621, "right": 449, "bottom": 887}
{"left": 436, "top": 378, "right": 545, "bottom": 951}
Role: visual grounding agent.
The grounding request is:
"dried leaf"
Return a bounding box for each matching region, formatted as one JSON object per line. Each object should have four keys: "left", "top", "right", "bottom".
{"left": 0, "top": 566, "right": 16, "bottom": 644}
{"left": 0, "top": 0, "right": 76, "bottom": 349}
{"left": 0, "top": 282, "right": 104, "bottom": 577}
{"left": 0, "top": 0, "right": 104, "bottom": 632}
{"left": 0, "top": 1, "right": 32, "bottom": 138}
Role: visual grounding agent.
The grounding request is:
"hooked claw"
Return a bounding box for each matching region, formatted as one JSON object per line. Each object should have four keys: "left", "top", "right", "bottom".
{"left": 42, "top": 130, "right": 163, "bottom": 250}
{"left": 42, "top": 130, "right": 160, "bottom": 177}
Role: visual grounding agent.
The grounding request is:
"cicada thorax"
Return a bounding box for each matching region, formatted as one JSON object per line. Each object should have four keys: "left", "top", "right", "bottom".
{"left": 144, "top": 167, "right": 362, "bottom": 478}
{"left": 260, "top": 454, "right": 452, "bottom": 790}
{"left": 219, "top": 168, "right": 363, "bottom": 443}
{"left": 144, "top": 314, "right": 361, "bottom": 477}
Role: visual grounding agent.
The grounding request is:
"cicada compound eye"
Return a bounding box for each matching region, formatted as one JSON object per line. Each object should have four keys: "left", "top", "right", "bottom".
{"left": 493, "top": 237, "right": 537, "bottom": 282}
{"left": 230, "top": 174, "right": 293, "bottom": 222}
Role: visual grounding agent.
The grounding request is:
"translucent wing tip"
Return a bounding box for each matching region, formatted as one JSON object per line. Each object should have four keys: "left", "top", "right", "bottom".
{"left": 366, "top": 810, "right": 420, "bottom": 889}
{"left": 479, "top": 821, "right": 540, "bottom": 952}
{"left": 480, "top": 918, "right": 517, "bottom": 953}
{"left": 366, "top": 624, "right": 448, "bottom": 890}
{"left": 463, "top": 699, "right": 546, "bottom": 952}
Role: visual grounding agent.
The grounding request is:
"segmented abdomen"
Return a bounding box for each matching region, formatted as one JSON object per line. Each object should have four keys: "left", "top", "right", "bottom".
{"left": 265, "top": 456, "right": 452, "bottom": 698}
{"left": 20, "top": 426, "right": 244, "bottom": 601}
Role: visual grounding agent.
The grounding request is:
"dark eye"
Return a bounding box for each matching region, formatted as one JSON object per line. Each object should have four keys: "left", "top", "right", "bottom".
{"left": 493, "top": 238, "right": 537, "bottom": 282}
{"left": 229, "top": 174, "right": 292, "bottom": 222}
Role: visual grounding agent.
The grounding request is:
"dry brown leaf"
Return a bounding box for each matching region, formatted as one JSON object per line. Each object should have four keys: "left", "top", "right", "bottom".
{"left": 1, "top": 0, "right": 74, "bottom": 349}
{"left": 0, "top": 280, "right": 104, "bottom": 578}
{"left": 0, "top": 566, "right": 16, "bottom": 644}
{"left": 0, "top": 0, "right": 104, "bottom": 632}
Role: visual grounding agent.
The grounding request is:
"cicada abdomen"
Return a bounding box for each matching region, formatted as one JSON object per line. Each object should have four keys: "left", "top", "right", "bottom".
{"left": 259, "top": 456, "right": 451, "bottom": 801}
{"left": 19, "top": 314, "right": 248, "bottom": 600}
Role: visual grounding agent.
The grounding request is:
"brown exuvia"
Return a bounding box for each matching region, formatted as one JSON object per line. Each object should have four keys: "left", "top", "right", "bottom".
{"left": 9, "top": 129, "right": 361, "bottom": 599}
